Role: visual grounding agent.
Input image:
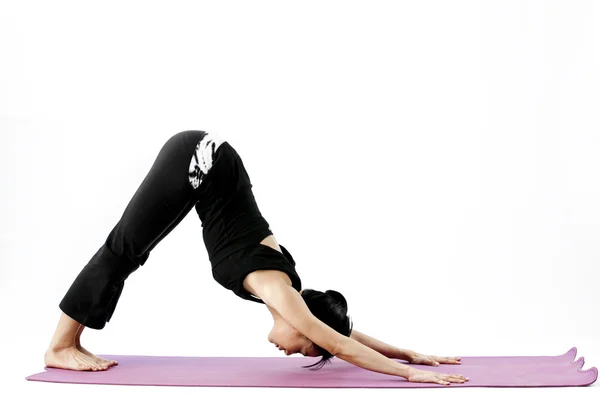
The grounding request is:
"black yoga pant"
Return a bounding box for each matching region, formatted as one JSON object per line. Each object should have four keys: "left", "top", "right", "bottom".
{"left": 59, "top": 130, "right": 208, "bottom": 329}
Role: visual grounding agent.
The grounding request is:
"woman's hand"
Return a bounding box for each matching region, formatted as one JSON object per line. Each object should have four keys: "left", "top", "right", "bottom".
{"left": 347, "top": 330, "right": 461, "bottom": 366}
{"left": 407, "top": 368, "right": 469, "bottom": 385}
{"left": 408, "top": 352, "right": 462, "bottom": 366}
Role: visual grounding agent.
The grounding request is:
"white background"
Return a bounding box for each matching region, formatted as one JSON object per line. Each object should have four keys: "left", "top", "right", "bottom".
{"left": 1, "top": 0, "right": 598, "bottom": 398}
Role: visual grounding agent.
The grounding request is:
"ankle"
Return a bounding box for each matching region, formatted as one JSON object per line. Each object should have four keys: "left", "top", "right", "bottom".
{"left": 48, "top": 340, "right": 76, "bottom": 352}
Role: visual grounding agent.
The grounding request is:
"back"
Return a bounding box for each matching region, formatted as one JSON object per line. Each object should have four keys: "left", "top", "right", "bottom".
{"left": 194, "top": 141, "right": 272, "bottom": 266}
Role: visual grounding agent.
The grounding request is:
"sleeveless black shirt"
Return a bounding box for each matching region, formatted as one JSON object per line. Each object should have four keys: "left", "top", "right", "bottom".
{"left": 193, "top": 140, "right": 302, "bottom": 303}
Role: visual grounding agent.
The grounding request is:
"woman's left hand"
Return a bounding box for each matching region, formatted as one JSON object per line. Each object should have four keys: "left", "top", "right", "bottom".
{"left": 408, "top": 352, "right": 461, "bottom": 366}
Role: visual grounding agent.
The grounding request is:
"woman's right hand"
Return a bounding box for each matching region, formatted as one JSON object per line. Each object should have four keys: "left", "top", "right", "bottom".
{"left": 407, "top": 368, "right": 470, "bottom": 385}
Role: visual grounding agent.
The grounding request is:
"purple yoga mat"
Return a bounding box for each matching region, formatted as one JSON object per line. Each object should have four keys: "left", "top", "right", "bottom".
{"left": 26, "top": 347, "right": 597, "bottom": 388}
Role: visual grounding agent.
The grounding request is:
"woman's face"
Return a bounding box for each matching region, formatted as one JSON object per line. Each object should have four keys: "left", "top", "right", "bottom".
{"left": 268, "top": 323, "right": 321, "bottom": 357}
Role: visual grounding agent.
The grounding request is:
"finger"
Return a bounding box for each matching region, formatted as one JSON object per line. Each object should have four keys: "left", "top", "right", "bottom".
{"left": 439, "top": 357, "right": 460, "bottom": 364}
{"left": 436, "top": 359, "right": 458, "bottom": 364}
{"left": 449, "top": 374, "right": 469, "bottom": 381}
{"left": 437, "top": 380, "right": 450, "bottom": 385}
{"left": 445, "top": 374, "right": 466, "bottom": 381}
{"left": 445, "top": 359, "right": 461, "bottom": 364}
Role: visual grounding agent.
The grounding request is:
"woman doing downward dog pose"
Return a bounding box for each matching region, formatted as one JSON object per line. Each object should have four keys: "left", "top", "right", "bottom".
{"left": 44, "top": 130, "right": 469, "bottom": 385}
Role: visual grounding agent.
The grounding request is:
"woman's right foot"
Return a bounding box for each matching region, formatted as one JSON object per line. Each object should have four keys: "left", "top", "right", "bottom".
{"left": 44, "top": 346, "right": 110, "bottom": 371}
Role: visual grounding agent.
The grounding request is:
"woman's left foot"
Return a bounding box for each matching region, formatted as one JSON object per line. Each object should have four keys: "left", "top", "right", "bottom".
{"left": 77, "top": 344, "right": 118, "bottom": 367}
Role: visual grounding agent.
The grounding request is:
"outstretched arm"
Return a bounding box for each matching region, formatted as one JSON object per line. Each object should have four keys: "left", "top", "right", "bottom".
{"left": 350, "top": 330, "right": 415, "bottom": 361}
{"left": 351, "top": 329, "right": 462, "bottom": 366}
{"left": 246, "top": 271, "right": 467, "bottom": 385}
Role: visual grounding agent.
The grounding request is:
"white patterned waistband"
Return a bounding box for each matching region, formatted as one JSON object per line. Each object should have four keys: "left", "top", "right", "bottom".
{"left": 188, "top": 132, "right": 226, "bottom": 189}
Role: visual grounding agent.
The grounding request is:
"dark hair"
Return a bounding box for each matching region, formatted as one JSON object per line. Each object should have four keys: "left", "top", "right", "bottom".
{"left": 300, "top": 288, "right": 353, "bottom": 370}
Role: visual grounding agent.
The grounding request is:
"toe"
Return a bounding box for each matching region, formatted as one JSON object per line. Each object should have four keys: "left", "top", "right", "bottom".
{"left": 77, "top": 362, "right": 92, "bottom": 371}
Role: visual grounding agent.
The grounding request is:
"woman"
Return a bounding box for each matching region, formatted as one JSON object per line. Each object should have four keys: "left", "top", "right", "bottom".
{"left": 44, "top": 130, "right": 469, "bottom": 386}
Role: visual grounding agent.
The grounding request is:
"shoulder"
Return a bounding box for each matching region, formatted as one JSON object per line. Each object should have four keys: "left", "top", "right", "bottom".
{"left": 241, "top": 243, "right": 302, "bottom": 299}
{"left": 243, "top": 269, "right": 293, "bottom": 296}
{"left": 212, "top": 243, "right": 302, "bottom": 303}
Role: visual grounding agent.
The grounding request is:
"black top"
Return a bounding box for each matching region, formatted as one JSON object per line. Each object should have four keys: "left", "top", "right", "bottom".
{"left": 212, "top": 243, "right": 302, "bottom": 303}
{"left": 194, "top": 140, "right": 302, "bottom": 302}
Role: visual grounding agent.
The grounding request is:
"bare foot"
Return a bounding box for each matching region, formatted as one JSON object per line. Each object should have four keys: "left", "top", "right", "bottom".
{"left": 77, "top": 344, "right": 118, "bottom": 368}
{"left": 45, "top": 346, "right": 110, "bottom": 371}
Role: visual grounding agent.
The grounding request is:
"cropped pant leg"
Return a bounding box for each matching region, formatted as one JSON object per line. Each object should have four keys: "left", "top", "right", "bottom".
{"left": 59, "top": 130, "right": 207, "bottom": 329}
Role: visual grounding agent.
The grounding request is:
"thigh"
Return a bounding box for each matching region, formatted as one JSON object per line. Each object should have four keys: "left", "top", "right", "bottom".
{"left": 142, "top": 195, "right": 197, "bottom": 257}
{"left": 107, "top": 130, "right": 205, "bottom": 261}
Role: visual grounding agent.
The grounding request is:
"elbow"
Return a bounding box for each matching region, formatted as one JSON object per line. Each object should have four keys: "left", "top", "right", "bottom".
{"left": 327, "top": 337, "right": 348, "bottom": 358}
